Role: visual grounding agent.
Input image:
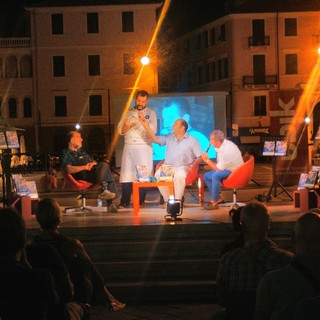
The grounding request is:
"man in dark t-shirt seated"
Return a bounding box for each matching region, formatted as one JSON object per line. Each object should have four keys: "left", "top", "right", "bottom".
{"left": 60, "top": 131, "right": 119, "bottom": 212}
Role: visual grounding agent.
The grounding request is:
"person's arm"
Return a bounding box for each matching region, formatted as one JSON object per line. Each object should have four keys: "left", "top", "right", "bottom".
{"left": 64, "top": 162, "right": 96, "bottom": 174}
{"left": 201, "top": 152, "right": 220, "bottom": 171}
{"left": 189, "top": 155, "right": 204, "bottom": 170}
{"left": 119, "top": 118, "right": 132, "bottom": 135}
{"left": 139, "top": 114, "right": 161, "bottom": 144}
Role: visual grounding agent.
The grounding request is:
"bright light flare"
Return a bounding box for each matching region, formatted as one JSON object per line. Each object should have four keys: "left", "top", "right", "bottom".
{"left": 141, "top": 56, "right": 150, "bottom": 65}
{"left": 107, "top": 0, "right": 172, "bottom": 161}
{"left": 75, "top": 123, "right": 81, "bottom": 130}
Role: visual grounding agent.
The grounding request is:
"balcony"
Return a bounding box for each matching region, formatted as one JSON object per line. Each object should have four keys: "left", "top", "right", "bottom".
{"left": 243, "top": 74, "right": 277, "bottom": 89}
{"left": 248, "top": 36, "right": 270, "bottom": 46}
{"left": 0, "top": 38, "right": 31, "bottom": 48}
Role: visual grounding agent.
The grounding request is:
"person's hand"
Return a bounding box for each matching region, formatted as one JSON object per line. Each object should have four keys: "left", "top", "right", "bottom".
{"left": 86, "top": 162, "right": 96, "bottom": 171}
{"left": 138, "top": 111, "right": 146, "bottom": 123}
{"left": 124, "top": 118, "right": 131, "bottom": 128}
{"left": 201, "top": 152, "right": 209, "bottom": 163}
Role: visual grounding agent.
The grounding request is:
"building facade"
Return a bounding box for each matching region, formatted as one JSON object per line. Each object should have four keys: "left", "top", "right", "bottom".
{"left": 159, "top": 4, "right": 320, "bottom": 159}
{"left": 0, "top": 0, "right": 161, "bottom": 158}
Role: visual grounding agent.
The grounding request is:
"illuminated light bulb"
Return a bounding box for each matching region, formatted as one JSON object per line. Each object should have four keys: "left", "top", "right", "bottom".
{"left": 75, "top": 123, "right": 81, "bottom": 130}
{"left": 305, "top": 116, "right": 311, "bottom": 124}
{"left": 141, "top": 56, "right": 150, "bottom": 65}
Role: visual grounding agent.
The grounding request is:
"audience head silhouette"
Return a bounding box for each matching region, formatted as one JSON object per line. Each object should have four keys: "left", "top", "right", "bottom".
{"left": 0, "top": 207, "right": 26, "bottom": 260}
{"left": 36, "top": 197, "right": 62, "bottom": 230}
{"left": 240, "top": 201, "right": 270, "bottom": 241}
{"left": 293, "top": 211, "right": 320, "bottom": 254}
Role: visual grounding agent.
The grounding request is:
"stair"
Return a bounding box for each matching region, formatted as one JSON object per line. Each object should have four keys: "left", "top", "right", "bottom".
{"left": 27, "top": 221, "right": 294, "bottom": 304}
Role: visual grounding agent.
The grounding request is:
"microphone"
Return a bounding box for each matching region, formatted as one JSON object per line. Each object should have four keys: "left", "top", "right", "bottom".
{"left": 205, "top": 143, "right": 211, "bottom": 153}
{"left": 134, "top": 105, "right": 145, "bottom": 111}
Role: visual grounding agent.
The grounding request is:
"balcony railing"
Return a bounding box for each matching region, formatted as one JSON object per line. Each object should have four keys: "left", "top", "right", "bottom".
{"left": 248, "top": 36, "right": 270, "bottom": 46}
{"left": 243, "top": 74, "right": 277, "bottom": 86}
{"left": 0, "top": 38, "right": 31, "bottom": 48}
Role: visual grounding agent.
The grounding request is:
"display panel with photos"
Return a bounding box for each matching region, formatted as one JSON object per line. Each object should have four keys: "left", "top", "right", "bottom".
{"left": 5, "top": 130, "right": 19, "bottom": 149}
{"left": 0, "top": 132, "right": 8, "bottom": 149}
{"left": 261, "top": 136, "right": 288, "bottom": 157}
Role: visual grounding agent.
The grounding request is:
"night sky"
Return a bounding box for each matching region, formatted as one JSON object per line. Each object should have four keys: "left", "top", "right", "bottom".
{"left": 0, "top": 0, "right": 226, "bottom": 37}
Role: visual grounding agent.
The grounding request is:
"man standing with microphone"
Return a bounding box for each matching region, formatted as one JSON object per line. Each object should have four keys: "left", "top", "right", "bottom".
{"left": 118, "top": 90, "right": 157, "bottom": 208}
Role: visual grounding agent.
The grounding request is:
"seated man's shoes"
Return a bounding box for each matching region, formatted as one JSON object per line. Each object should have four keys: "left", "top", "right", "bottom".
{"left": 107, "top": 203, "right": 118, "bottom": 213}
{"left": 118, "top": 203, "right": 130, "bottom": 209}
{"left": 99, "top": 189, "right": 116, "bottom": 200}
{"left": 203, "top": 202, "right": 219, "bottom": 210}
{"left": 109, "top": 300, "right": 126, "bottom": 312}
{"left": 160, "top": 203, "right": 167, "bottom": 209}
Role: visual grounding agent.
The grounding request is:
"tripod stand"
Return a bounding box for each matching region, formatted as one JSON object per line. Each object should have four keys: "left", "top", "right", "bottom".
{"left": 267, "top": 156, "right": 293, "bottom": 200}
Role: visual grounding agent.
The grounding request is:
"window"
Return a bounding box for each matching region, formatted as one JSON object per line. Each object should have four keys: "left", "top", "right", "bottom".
{"left": 196, "top": 33, "right": 201, "bottom": 50}
{"left": 204, "top": 30, "right": 209, "bottom": 48}
{"left": 5, "top": 56, "right": 18, "bottom": 78}
{"left": 8, "top": 97, "right": 17, "bottom": 118}
{"left": 88, "top": 127, "right": 105, "bottom": 152}
{"left": 218, "top": 24, "right": 226, "bottom": 42}
{"left": 0, "top": 97, "right": 3, "bottom": 117}
{"left": 53, "top": 56, "right": 65, "bottom": 77}
{"left": 210, "top": 27, "right": 215, "bottom": 46}
{"left": 253, "top": 54, "right": 266, "bottom": 84}
{"left": 88, "top": 55, "right": 100, "bottom": 76}
{"left": 51, "top": 14, "right": 63, "bottom": 35}
{"left": 285, "top": 53, "right": 298, "bottom": 74}
{"left": 89, "top": 95, "right": 102, "bottom": 116}
{"left": 210, "top": 61, "right": 216, "bottom": 81}
{"left": 254, "top": 96, "right": 267, "bottom": 116}
{"left": 122, "top": 11, "right": 134, "bottom": 32}
{"left": 23, "top": 97, "right": 32, "bottom": 118}
{"left": 285, "top": 18, "right": 297, "bottom": 37}
{"left": 123, "top": 54, "right": 135, "bottom": 74}
{"left": 206, "top": 64, "right": 210, "bottom": 82}
{"left": 252, "top": 19, "right": 265, "bottom": 45}
{"left": 87, "top": 12, "right": 99, "bottom": 34}
{"left": 198, "top": 66, "right": 203, "bottom": 84}
{"left": 55, "top": 96, "right": 67, "bottom": 117}
{"left": 0, "top": 58, "right": 3, "bottom": 78}
{"left": 20, "top": 55, "right": 32, "bottom": 78}
{"left": 217, "top": 58, "right": 228, "bottom": 80}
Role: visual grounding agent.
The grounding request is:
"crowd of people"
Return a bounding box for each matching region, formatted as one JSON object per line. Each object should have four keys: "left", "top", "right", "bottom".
{"left": 57, "top": 89, "right": 245, "bottom": 211}
{"left": 2, "top": 198, "right": 320, "bottom": 319}
{"left": 4, "top": 89, "right": 320, "bottom": 318}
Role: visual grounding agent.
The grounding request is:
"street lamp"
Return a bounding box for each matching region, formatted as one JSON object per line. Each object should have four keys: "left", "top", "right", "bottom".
{"left": 141, "top": 56, "right": 150, "bottom": 65}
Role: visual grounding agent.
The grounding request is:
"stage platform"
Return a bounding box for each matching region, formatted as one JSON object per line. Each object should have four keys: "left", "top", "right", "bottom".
{"left": 13, "top": 164, "right": 309, "bottom": 320}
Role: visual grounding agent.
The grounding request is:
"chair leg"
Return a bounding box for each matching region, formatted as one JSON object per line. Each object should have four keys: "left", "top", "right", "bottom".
{"left": 65, "top": 192, "right": 93, "bottom": 213}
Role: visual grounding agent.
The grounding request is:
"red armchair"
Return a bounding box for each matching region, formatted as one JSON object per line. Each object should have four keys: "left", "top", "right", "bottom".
{"left": 62, "top": 170, "right": 100, "bottom": 212}
{"left": 221, "top": 154, "right": 255, "bottom": 207}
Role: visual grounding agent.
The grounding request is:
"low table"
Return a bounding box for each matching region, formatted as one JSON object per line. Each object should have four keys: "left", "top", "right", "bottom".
{"left": 132, "top": 181, "right": 174, "bottom": 214}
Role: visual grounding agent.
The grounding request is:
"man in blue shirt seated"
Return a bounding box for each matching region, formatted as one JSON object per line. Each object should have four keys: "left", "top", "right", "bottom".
{"left": 140, "top": 117, "right": 202, "bottom": 204}
{"left": 60, "top": 131, "right": 119, "bottom": 212}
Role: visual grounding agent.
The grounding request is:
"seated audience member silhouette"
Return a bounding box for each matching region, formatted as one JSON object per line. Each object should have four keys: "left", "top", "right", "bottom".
{"left": 60, "top": 131, "right": 118, "bottom": 212}
{"left": 220, "top": 206, "right": 245, "bottom": 257}
{"left": 0, "top": 207, "right": 68, "bottom": 320}
{"left": 216, "top": 201, "right": 293, "bottom": 320}
{"left": 293, "top": 296, "right": 320, "bottom": 320}
{"left": 255, "top": 211, "right": 320, "bottom": 320}
{"left": 29, "top": 198, "right": 125, "bottom": 312}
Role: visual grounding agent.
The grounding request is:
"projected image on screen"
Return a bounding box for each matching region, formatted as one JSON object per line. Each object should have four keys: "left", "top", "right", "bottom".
{"left": 113, "top": 92, "right": 228, "bottom": 166}
{"left": 147, "top": 96, "right": 216, "bottom": 160}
